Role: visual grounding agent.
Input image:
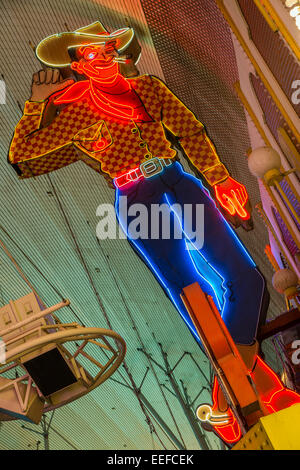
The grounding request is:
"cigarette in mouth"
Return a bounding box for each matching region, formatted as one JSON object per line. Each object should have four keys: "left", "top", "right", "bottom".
{"left": 113, "top": 57, "right": 129, "bottom": 63}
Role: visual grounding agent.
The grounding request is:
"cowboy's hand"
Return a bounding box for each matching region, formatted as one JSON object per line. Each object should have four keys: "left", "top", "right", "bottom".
{"left": 214, "top": 177, "right": 253, "bottom": 231}
{"left": 30, "top": 69, "right": 74, "bottom": 102}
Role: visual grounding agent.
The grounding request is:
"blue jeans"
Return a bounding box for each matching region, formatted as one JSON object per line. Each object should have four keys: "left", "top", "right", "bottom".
{"left": 115, "top": 162, "right": 267, "bottom": 346}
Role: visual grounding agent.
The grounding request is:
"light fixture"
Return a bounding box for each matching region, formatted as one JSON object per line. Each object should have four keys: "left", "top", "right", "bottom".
{"left": 285, "top": 0, "right": 297, "bottom": 7}
{"left": 290, "top": 5, "right": 300, "bottom": 16}
{"left": 284, "top": 0, "right": 300, "bottom": 30}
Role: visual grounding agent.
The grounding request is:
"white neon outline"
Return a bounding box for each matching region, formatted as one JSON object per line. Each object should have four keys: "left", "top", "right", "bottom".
{"left": 115, "top": 191, "right": 200, "bottom": 340}
{"left": 196, "top": 404, "right": 230, "bottom": 425}
{"left": 116, "top": 182, "right": 255, "bottom": 344}
{"left": 36, "top": 28, "right": 134, "bottom": 67}
{"left": 186, "top": 241, "right": 225, "bottom": 313}
{"left": 134, "top": 52, "right": 142, "bottom": 65}
{"left": 165, "top": 184, "right": 268, "bottom": 345}
{"left": 164, "top": 194, "right": 226, "bottom": 314}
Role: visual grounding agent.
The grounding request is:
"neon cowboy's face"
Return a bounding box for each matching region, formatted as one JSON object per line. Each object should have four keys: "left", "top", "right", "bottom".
{"left": 71, "top": 41, "right": 121, "bottom": 81}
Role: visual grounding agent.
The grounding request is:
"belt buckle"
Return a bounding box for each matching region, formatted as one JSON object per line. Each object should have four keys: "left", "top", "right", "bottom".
{"left": 115, "top": 158, "right": 173, "bottom": 188}
{"left": 140, "top": 157, "right": 173, "bottom": 179}
{"left": 140, "top": 157, "right": 163, "bottom": 179}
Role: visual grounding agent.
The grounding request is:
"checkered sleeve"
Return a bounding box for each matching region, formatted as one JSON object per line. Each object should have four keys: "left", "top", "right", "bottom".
{"left": 151, "top": 76, "right": 229, "bottom": 186}
{"left": 180, "top": 132, "right": 229, "bottom": 186}
{"left": 8, "top": 100, "right": 78, "bottom": 178}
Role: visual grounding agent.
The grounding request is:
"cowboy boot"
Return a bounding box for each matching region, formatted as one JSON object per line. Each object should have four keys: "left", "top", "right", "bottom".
{"left": 196, "top": 376, "right": 242, "bottom": 445}
{"left": 196, "top": 342, "right": 300, "bottom": 446}
{"left": 250, "top": 354, "right": 300, "bottom": 413}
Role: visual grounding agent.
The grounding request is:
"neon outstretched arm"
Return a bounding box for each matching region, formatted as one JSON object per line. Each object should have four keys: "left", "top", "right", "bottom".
{"left": 151, "top": 76, "right": 250, "bottom": 221}
{"left": 151, "top": 76, "right": 229, "bottom": 186}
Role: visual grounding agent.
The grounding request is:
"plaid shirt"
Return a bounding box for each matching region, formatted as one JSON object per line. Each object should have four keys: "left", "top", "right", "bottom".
{"left": 8, "top": 75, "right": 229, "bottom": 186}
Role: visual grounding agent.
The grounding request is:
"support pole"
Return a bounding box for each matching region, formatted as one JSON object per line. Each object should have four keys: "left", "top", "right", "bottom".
{"left": 138, "top": 392, "right": 185, "bottom": 450}
{"left": 41, "top": 416, "right": 50, "bottom": 451}
{"left": 158, "top": 343, "right": 210, "bottom": 450}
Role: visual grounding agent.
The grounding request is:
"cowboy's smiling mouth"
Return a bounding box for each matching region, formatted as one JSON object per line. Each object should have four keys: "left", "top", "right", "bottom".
{"left": 90, "top": 58, "right": 114, "bottom": 70}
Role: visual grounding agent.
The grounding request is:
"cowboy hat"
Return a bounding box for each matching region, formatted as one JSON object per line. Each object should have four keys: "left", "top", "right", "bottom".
{"left": 36, "top": 21, "right": 139, "bottom": 67}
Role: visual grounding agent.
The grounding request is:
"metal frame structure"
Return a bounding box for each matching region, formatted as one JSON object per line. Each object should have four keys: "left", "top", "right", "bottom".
{"left": 138, "top": 343, "right": 211, "bottom": 450}
{"left": 0, "top": 299, "right": 126, "bottom": 423}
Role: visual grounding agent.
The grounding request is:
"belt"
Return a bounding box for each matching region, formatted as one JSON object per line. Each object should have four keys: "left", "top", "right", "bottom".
{"left": 114, "top": 157, "right": 174, "bottom": 189}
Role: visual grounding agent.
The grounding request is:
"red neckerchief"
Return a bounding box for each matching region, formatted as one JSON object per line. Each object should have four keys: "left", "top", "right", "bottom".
{"left": 53, "top": 72, "right": 153, "bottom": 123}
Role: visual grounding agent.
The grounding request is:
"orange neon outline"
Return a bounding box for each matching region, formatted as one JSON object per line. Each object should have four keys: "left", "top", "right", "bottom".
{"left": 91, "top": 71, "right": 120, "bottom": 85}
{"left": 175, "top": 123, "right": 230, "bottom": 187}
{"left": 73, "top": 62, "right": 121, "bottom": 85}
{"left": 73, "top": 120, "right": 112, "bottom": 142}
{"left": 54, "top": 46, "right": 152, "bottom": 123}
{"left": 209, "top": 356, "right": 300, "bottom": 445}
{"left": 211, "top": 376, "right": 242, "bottom": 444}
{"left": 74, "top": 44, "right": 121, "bottom": 85}
{"left": 23, "top": 100, "right": 46, "bottom": 117}
{"left": 89, "top": 80, "right": 138, "bottom": 120}
{"left": 114, "top": 167, "right": 144, "bottom": 188}
{"left": 52, "top": 83, "right": 90, "bottom": 105}
{"left": 11, "top": 97, "right": 117, "bottom": 170}
{"left": 9, "top": 100, "right": 76, "bottom": 165}
{"left": 251, "top": 356, "right": 300, "bottom": 412}
{"left": 214, "top": 176, "right": 250, "bottom": 220}
{"left": 164, "top": 119, "right": 229, "bottom": 187}
{"left": 199, "top": 135, "right": 229, "bottom": 186}
{"left": 213, "top": 415, "right": 242, "bottom": 444}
